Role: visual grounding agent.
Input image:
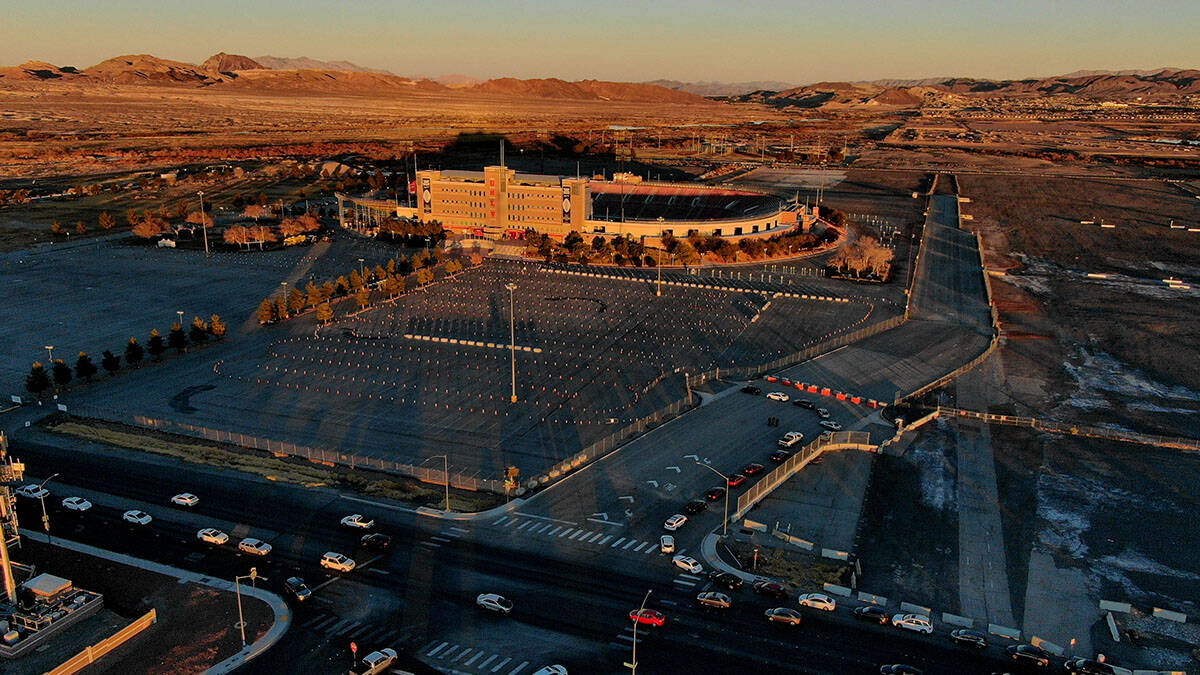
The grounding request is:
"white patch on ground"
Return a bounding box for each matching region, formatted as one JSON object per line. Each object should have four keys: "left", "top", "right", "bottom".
{"left": 1035, "top": 471, "right": 1093, "bottom": 558}
{"left": 1097, "top": 548, "right": 1200, "bottom": 582}
{"left": 908, "top": 419, "right": 957, "bottom": 510}
{"left": 1054, "top": 343, "right": 1200, "bottom": 417}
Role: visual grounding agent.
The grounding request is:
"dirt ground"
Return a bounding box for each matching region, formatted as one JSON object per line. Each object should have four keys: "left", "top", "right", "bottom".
{"left": 14, "top": 539, "right": 273, "bottom": 675}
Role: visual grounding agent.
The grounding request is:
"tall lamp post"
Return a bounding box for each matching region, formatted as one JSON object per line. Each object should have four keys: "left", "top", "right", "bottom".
{"left": 424, "top": 455, "right": 450, "bottom": 512}
{"left": 505, "top": 283, "right": 518, "bottom": 403}
{"left": 234, "top": 567, "right": 263, "bottom": 647}
{"left": 43, "top": 345, "right": 54, "bottom": 363}
{"left": 627, "top": 589, "right": 652, "bottom": 673}
{"left": 176, "top": 310, "right": 184, "bottom": 327}
{"left": 36, "top": 472, "right": 59, "bottom": 542}
{"left": 695, "top": 462, "right": 730, "bottom": 536}
{"left": 198, "top": 191, "right": 209, "bottom": 257}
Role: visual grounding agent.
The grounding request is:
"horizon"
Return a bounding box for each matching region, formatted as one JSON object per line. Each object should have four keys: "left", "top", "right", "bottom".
{"left": 2, "top": 0, "right": 1197, "bottom": 84}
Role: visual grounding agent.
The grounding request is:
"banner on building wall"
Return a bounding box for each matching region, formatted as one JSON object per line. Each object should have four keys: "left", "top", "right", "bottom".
{"left": 421, "top": 177, "right": 431, "bottom": 214}
{"left": 562, "top": 186, "right": 572, "bottom": 222}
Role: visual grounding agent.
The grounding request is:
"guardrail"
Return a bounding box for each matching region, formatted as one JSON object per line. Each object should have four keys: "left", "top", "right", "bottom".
{"left": 934, "top": 406, "right": 1200, "bottom": 452}
{"left": 734, "top": 431, "right": 873, "bottom": 519}
{"left": 47, "top": 608, "right": 157, "bottom": 675}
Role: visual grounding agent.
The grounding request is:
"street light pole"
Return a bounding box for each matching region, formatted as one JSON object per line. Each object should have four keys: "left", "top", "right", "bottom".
{"left": 44, "top": 345, "right": 54, "bottom": 363}
{"left": 695, "top": 462, "right": 730, "bottom": 536}
{"left": 505, "top": 283, "right": 517, "bottom": 403}
{"left": 176, "top": 310, "right": 184, "bottom": 327}
{"left": 37, "top": 472, "right": 59, "bottom": 543}
{"left": 234, "top": 568, "right": 261, "bottom": 647}
{"left": 628, "top": 589, "right": 652, "bottom": 674}
{"left": 198, "top": 191, "right": 209, "bottom": 257}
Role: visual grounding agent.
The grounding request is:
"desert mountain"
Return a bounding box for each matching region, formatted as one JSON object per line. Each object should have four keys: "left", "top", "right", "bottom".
{"left": 643, "top": 79, "right": 798, "bottom": 96}
{"left": 473, "top": 77, "right": 707, "bottom": 103}
{"left": 201, "top": 52, "right": 264, "bottom": 73}
{"left": 0, "top": 60, "right": 83, "bottom": 80}
{"left": 85, "top": 54, "right": 210, "bottom": 84}
{"left": 435, "top": 73, "right": 483, "bottom": 88}
{"left": 253, "top": 55, "right": 393, "bottom": 75}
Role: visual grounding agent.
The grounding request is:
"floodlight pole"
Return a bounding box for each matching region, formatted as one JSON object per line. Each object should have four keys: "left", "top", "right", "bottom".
{"left": 506, "top": 283, "right": 518, "bottom": 403}
{"left": 628, "top": 589, "right": 652, "bottom": 673}
{"left": 37, "top": 473, "right": 59, "bottom": 543}
{"left": 198, "top": 191, "right": 209, "bottom": 257}
{"left": 234, "top": 568, "right": 262, "bottom": 647}
{"left": 44, "top": 345, "right": 54, "bottom": 363}
{"left": 695, "top": 462, "right": 730, "bottom": 536}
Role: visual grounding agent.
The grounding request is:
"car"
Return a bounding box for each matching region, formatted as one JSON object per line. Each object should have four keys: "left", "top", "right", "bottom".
{"left": 704, "top": 486, "right": 726, "bottom": 501}
{"left": 766, "top": 392, "right": 790, "bottom": 402}
{"left": 171, "top": 493, "right": 199, "bottom": 507}
{"left": 764, "top": 607, "right": 803, "bottom": 625}
{"left": 659, "top": 535, "right": 675, "bottom": 554}
{"left": 360, "top": 533, "right": 393, "bottom": 552}
{"left": 853, "top": 605, "right": 890, "bottom": 624}
{"left": 531, "top": 667, "right": 568, "bottom": 675}
{"left": 1063, "top": 658, "right": 1133, "bottom": 675}
{"left": 740, "top": 385, "right": 761, "bottom": 395}
{"left": 122, "top": 510, "right": 153, "bottom": 526}
{"left": 726, "top": 473, "right": 747, "bottom": 487}
{"left": 797, "top": 592, "right": 836, "bottom": 611}
{"left": 708, "top": 571, "right": 744, "bottom": 590}
{"left": 794, "top": 399, "right": 815, "bottom": 409}
{"left": 879, "top": 666, "right": 923, "bottom": 675}
{"left": 891, "top": 613, "right": 934, "bottom": 634}
{"left": 684, "top": 499, "right": 708, "bottom": 514}
{"left": 754, "top": 581, "right": 789, "bottom": 599}
{"left": 769, "top": 450, "right": 792, "bottom": 463}
{"left": 360, "top": 647, "right": 398, "bottom": 674}
{"left": 672, "top": 555, "right": 703, "bottom": 574}
{"left": 820, "top": 420, "right": 844, "bottom": 431}
{"left": 664, "top": 514, "right": 687, "bottom": 530}
{"left": 339, "top": 514, "right": 374, "bottom": 529}
{"left": 197, "top": 528, "right": 229, "bottom": 545}
{"left": 949, "top": 628, "right": 988, "bottom": 648}
{"left": 777, "top": 431, "right": 804, "bottom": 448}
{"left": 1005, "top": 644, "right": 1051, "bottom": 667}
{"left": 15, "top": 484, "right": 49, "bottom": 499}
{"left": 696, "top": 591, "right": 731, "bottom": 609}
{"left": 742, "top": 463, "right": 765, "bottom": 476}
{"left": 476, "top": 593, "right": 513, "bottom": 614}
{"left": 780, "top": 379, "right": 791, "bottom": 387}
{"left": 61, "top": 497, "right": 92, "bottom": 512}
{"left": 283, "top": 577, "right": 311, "bottom": 602}
{"left": 816, "top": 408, "right": 831, "bottom": 419}
{"left": 819, "top": 431, "right": 834, "bottom": 442}
{"left": 629, "top": 608, "right": 665, "bottom": 626}
{"left": 320, "top": 551, "right": 356, "bottom": 572}
{"left": 238, "top": 538, "right": 272, "bottom": 556}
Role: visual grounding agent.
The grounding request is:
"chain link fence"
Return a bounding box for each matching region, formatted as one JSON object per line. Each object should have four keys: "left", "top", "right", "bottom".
{"left": 935, "top": 406, "right": 1200, "bottom": 452}
{"left": 734, "top": 430, "right": 873, "bottom": 519}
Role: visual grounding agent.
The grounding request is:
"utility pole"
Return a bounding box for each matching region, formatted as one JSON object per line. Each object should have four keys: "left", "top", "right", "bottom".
{"left": 506, "top": 283, "right": 518, "bottom": 403}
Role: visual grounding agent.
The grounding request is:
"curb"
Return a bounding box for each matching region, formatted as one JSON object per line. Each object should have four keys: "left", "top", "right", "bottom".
{"left": 21, "top": 531, "right": 290, "bottom": 673}
{"left": 701, "top": 532, "right": 760, "bottom": 583}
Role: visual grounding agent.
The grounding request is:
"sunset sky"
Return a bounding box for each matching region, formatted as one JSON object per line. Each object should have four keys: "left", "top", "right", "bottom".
{"left": 3, "top": 0, "right": 1196, "bottom": 84}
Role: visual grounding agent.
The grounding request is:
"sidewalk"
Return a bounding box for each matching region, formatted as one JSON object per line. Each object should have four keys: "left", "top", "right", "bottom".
{"left": 22, "top": 531, "right": 291, "bottom": 673}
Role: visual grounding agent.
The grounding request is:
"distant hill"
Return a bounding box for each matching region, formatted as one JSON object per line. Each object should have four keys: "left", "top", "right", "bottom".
{"left": 201, "top": 52, "right": 264, "bottom": 73}
{"left": 0, "top": 60, "right": 84, "bottom": 81}
{"left": 85, "top": 54, "right": 211, "bottom": 84}
{"left": 643, "top": 79, "right": 797, "bottom": 96}
{"left": 435, "top": 73, "right": 483, "bottom": 88}
{"left": 473, "top": 77, "right": 707, "bottom": 103}
{"left": 253, "top": 55, "right": 393, "bottom": 75}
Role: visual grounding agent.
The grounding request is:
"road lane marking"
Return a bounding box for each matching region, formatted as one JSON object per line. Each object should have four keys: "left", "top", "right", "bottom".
{"left": 546, "top": 525, "right": 563, "bottom": 536}
{"left": 427, "top": 641, "right": 449, "bottom": 657}
{"left": 492, "top": 516, "right": 511, "bottom": 526}
{"left": 611, "top": 537, "right": 627, "bottom": 548}
{"left": 516, "top": 521, "right": 533, "bottom": 531}
{"left": 431, "top": 535, "right": 452, "bottom": 543}
{"left": 509, "top": 513, "right": 575, "bottom": 525}
{"left": 633, "top": 542, "right": 647, "bottom": 552}
{"left": 479, "top": 654, "right": 498, "bottom": 669}
{"left": 557, "top": 528, "right": 574, "bottom": 537}
{"left": 598, "top": 535, "right": 613, "bottom": 545}
{"left": 509, "top": 660, "right": 528, "bottom": 674}
{"left": 368, "top": 567, "right": 390, "bottom": 575}
{"left": 587, "top": 517, "right": 624, "bottom": 527}
{"left": 623, "top": 539, "right": 637, "bottom": 550}
{"left": 491, "top": 656, "right": 512, "bottom": 672}
{"left": 453, "top": 647, "right": 472, "bottom": 662}
{"left": 450, "top": 526, "right": 469, "bottom": 534}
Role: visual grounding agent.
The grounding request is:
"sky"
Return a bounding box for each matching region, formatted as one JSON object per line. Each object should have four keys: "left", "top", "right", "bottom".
{"left": 2, "top": 0, "right": 1197, "bottom": 84}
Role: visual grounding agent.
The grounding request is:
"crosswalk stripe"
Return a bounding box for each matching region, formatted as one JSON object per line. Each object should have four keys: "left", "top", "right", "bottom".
{"left": 465, "top": 651, "right": 485, "bottom": 667}
{"left": 534, "top": 523, "right": 552, "bottom": 534}
{"left": 441, "top": 644, "right": 460, "bottom": 659}
{"left": 491, "top": 656, "right": 512, "bottom": 672}
{"left": 450, "top": 526, "right": 469, "bottom": 534}
{"left": 453, "top": 647, "right": 472, "bottom": 662}
{"left": 569, "top": 530, "right": 587, "bottom": 540}
{"left": 516, "top": 521, "right": 532, "bottom": 531}
{"left": 427, "top": 641, "right": 449, "bottom": 657}
{"left": 611, "top": 537, "right": 626, "bottom": 548}
{"left": 479, "top": 654, "right": 498, "bottom": 669}
{"left": 492, "top": 516, "right": 511, "bottom": 526}
{"left": 431, "top": 535, "right": 452, "bottom": 543}
{"left": 633, "top": 542, "right": 647, "bottom": 552}
{"left": 587, "top": 533, "right": 604, "bottom": 543}
{"left": 328, "top": 618, "right": 357, "bottom": 634}
{"left": 509, "top": 660, "right": 529, "bottom": 674}
{"left": 303, "top": 614, "right": 337, "bottom": 630}
{"left": 598, "top": 535, "right": 613, "bottom": 545}
{"left": 644, "top": 546, "right": 657, "bottom": 554}
{"left": 623, "top": 539, "right": 637, "bottom": 550}
{"left": 673, "top": 579, "right": 696, "bottom": 587}
{"left": 557, "top": 528, "right": 574, "bottom": 537}
{"left": 546, "top": 525, "right": 562, "bottom": 536}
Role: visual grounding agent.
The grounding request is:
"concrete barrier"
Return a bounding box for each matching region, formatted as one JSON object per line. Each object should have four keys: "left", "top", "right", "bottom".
{"left": 1107, "top": 611, "right": 1121, "bottom": 642}
{"left": 1100, "top": 600, "right": 1132, "bottom": 613}
{"left": 821, "top": 548, "right": 848, "bottom": 561}
{"left": 1030, "top": 637, "right": 1064, "bottom": 656}
{"left": 857, "top": 592, "right": 886, "bottom": 605}
{"left": 1152, "top": 607, "right": 1187, "bottom": 623}
{"left": 822, "top": 583, "right": 852, "bottom": 598}
{"left": 989, "top": 623, "right": 1021, "bottom": 640}
{"left": 941, "top": 612, "right": 973, "bottom": 628}
{"left": 743, "top": 519, "right": 767, "bottom": 532}
{"left": 900, "top": 602, "right": 932, "bottom": 616}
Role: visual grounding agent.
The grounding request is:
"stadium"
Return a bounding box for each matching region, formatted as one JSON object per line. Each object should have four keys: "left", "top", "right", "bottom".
{"left": 338, "top": 164, "right": 816, "bottom": 243}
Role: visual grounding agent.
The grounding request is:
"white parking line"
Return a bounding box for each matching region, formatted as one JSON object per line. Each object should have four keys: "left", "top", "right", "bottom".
{"left": 598, "top": 535, "right": 613, "bottom": 545}
{"left": 546, "top": 525, "right": 563, "bottom": 536}
{"left": 611, "top": 537, "right": 627, "bottom": 548}
{"left": 509, "top": 660, "right": 529, "bottom": 674}
{"left": 516, "top": 521, "right": 533, "bottom": 531}
{"left": 450, "top": 526, "right": 469, "bottom": 534}
{"left": 427, "top": 641, "right": 449, "bottom": 657}
{"left": 479, "top": 654, "right": 498, "bottom": 669}
{"left": 491, "top": 656, "right": 512, "bottom": 672}
{"left": 557, "top": 528, "right": 575, "bottom": 537}
{"left": 453, "top": 647, "right": 472, "bottom": 662}
{"left": 623, "top": 539, "right": 637, "bottom": 550}
{"left": 633, "top": 542, "right": 647, "bottom": 552}
{"left": 431, "top": 535, "right": 452, "bottom": 543}
{"left": 465, "top": 651, "right": 484, "bottom": 666}
{"left": 492, "top": 516, "right": 511, "bottom": 526}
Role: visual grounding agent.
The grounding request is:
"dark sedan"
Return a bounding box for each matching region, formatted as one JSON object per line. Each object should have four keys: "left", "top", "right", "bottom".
{"left": 704, "top": 486, "right": 726, "bottom": 501}
{"left": 742, "top": 463, "right": 765, "bottom": 476}
{"left": 708, "top": 571, "right": 743, "bottom": 590}
{"left": 360, "top": 532, "right": 393, "bottom": 552}
{"left": 684, "top": 499, "right": 708, "bottom": 514}
{"left": 1006, "top": 644, "right": 1051, "bottom": 667}
{"left": 852, "top": 605, "right": 890, "bottom": 624}
{"left": 949, "top": 628, "right": 988, "bottom": 648}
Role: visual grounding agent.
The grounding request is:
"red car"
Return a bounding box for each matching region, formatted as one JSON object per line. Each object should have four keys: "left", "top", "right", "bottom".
{"left": 629, "top": 609, "right": 666, "bottom": 627}
{"left": 742, "top": 463, "right": 765, "bottom": 476}
{"left": 726, "top": 473, "right": 747, "bottom": 487}
{"left": 753, "top": 581, "right": 789, "bottom": 599}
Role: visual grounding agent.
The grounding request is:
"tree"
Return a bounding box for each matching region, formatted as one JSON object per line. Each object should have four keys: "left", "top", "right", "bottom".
{"left": 274, "top": 296, "right": 289, "bottom": 320}
{"left": 74, "top": 352, "right": 97, "bottom": 382}
{"left": 209, "top": 314, "right": 227, "bottom": 340}
{"left": 75, "top": 221, "right": 87, "bottom": 235}
{"left": 381, "top": 275, "right": 402, "bottom": 298}
{"left": 373, "top": 264, "right": 387, "bottom": 282}
{"left": 132, "top": 217, "right": 169, "bottom": 239}
{"left": 416, "top": 268, "right": 434, "bottom": 286}
{"left": 25, "top": 362, "right": 51, "bottom": 397}
{"left": 335, "top": 276, "right": 350, "bottom": 295}
{"left": 98, "top": 211, "right": 115, "bottom": 230}
{"left": 168, "top": 323, "right": 188, "bottom": 352}
{"left": 444, "top": 258, "right": 462, "bottom": 275}
{"left": 248, "top": 225, "right": 277, "bottom": 250}
{"left": 101, "top": 350, "right": 121, "bottom": 375}
{"left": 320, "top": 281, "right": 336, "bottom": 301}
{"left": 190, "top": 316, "right": 210, "bottom": 344}
{"left": 355, "top": 287, "right": 370, "bottom": 310}
{"left": 126, "top": 208, "right": 140, "bottom": 228}
{"left": 52, "top": 359, "right": 72, "bottom": 388}
{"left": 674, "top": 240, "right": 699, "bottom": 266}
{"left": 287, "top": 288, "right": 306, "bottom": 314}
{"left": 186, "top": 211, "right": 214, "bottom": 228}
{"left": 50, "top": 221, "right": 66, "bottom": 237}
{"left": 258, "top": 299, "right": 276, "bottom": 324}
{"left": 306, "top": 282, "right": 323, "bottom": 309}
{"left": 243, "top": 204, "right": 268, "bottom": 221}
{"left": 348, "top": 269, "right": 364, "bottom": 291}
{"left": 316, "top": 302, "right": 334, "bottom": 324}
{"left": 124, "top": 338, "right": 144, "bottom": 368}
{"left": 175, "top": 201, "right": 189, "bottom": 219}
{"left": 147, "top": 329, "right": 166, "bottom": 360}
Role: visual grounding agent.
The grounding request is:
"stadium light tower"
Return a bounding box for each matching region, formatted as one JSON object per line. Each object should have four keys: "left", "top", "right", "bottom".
{"left": 505, "top": 283, "right": 518, "bottom": 403}
{"left": 198, "top": 191, "right": 209, "bottom": 257}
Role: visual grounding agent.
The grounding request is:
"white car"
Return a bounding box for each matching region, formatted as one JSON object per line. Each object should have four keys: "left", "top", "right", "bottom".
{"left": 777, "top": 431, "right": 804, "bottom": 448}
{"left": 340, "top": 514, "right": 375, "bottom": 529}
{"left": 663, "top": 514, "right": 687, "bottom": 531}
{"left": 238, "top": 538, "right": 272, "bottom": 556}
{"left": 360, "top": 647, "right": 397, "bottom": 674}
{"left": 820, "top": 420, "right": 843, "bottom": 431}
{"left": 659, "top": 535, "right": 675, "bottom": 554}
{"left": 61, "top": 497, "right": 92, "bottom": 512}
{"left": 197, "top": 528, "right": 229, "bottom": 545}
{"left": 123, "top": 510, "right": 153, "bottom": 526}
{"left": 15, "top": 484, "right": 49, "bottom": 499}
{"left": 797, "top": 593, "right": 836, "bottom": 611}
{"left": 672, "top": 555, "right": 703, "bottom": 574}
{"left": 531, "top": 667, "right": 568, "bottom": 675}
{"left": 766, "top": 392, "right": 790, "bottom": 402}
{"left": 891, "top": 613, "right": 934, "bottom": 634}
{"left": 320, "top": 551, "right": 356, "bottom": 572}
{"left": 476, "top": 593, "right": 514, "bottom": 614}
{"left": 171, "top": 493, "right": 200, "bottom": 507}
